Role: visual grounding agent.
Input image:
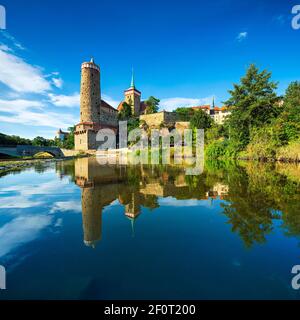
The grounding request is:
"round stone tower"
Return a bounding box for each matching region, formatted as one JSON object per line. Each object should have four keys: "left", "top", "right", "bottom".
{"left": 81, "top": 187, "right": 102, "bottom": 248}
{"left": 80, "top": 58, "right": 101, "bottom": 123}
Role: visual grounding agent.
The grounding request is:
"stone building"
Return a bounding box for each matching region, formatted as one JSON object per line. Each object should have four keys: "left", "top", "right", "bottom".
{"left": 213, "top": 106, "right": 231, "bottom": 125}
{"left": 191, "top": 103, "right": 231, "bottom": 125}
{"left": 56, "top": 129, "right": 69, "bottom": 142}
{"left": 140, "top": 111, "right": 179, "bottom": 128}
{"left": 74, "top": 59, "right": 118, "bottom": 151}
{"left": 117, "top": 71, "right": 147, "bottom": 116}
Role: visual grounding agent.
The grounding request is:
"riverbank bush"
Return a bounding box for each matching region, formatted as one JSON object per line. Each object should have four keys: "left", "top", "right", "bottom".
{"left": 205, "top": 66, "right": 300, "bottom": 162}
{"left": 205, "top": 140, "right": 239, "bottom": 159}
{"left": 276, "top": 141, "right": 300, "bottom": 162}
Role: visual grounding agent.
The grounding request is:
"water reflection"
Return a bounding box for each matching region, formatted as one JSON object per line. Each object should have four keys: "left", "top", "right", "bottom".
{"left": 56, "top": 158, "right": 300, "bottom": 249}
{"left": 1, "top": 158, "right": 300, "bottom": 299}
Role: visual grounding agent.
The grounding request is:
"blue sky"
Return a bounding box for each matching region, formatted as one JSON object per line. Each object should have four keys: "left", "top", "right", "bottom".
{"left": 0, "top": 0, "right": 299, "bottom": 138}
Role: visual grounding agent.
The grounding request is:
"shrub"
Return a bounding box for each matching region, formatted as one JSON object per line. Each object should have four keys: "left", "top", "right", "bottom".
{"left": 245, "top": 126, "right": 281, "bottom": 160}
{"left": 276, "top": 141, "right": 300, "bottom": 161}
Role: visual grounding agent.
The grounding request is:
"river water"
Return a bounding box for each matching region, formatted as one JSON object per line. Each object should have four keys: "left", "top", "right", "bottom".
{"left": 0, "top": 158, "right": 300, "bottom": 299}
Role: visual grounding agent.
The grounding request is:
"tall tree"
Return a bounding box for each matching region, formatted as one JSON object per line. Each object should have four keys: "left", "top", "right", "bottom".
{"left": 145, "top": 96, "right": 160, "bottom": 114}
{"left": 225, "top": 64, "right": 279, "bottom": 149}
{"left": 276, "top": 81, "right": 300, "bottom": 142}
{"left": 64, "top": 126, "right": 75, "bottom": 149}
{"left": 32, "top": 136, "right": 48, "bottom": 147}
{"left": 175, "top": 107, "right": 194, "bottom": 121}
{"left": 190, "top": 110, "right": 212, "bottom": 130}
{"left": 118, "top": 102, "right": 132, "bottom": 120}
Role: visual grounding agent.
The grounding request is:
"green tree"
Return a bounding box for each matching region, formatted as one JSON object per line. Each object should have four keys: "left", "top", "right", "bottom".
{"left": 275, "top": 81, "right": 300, "bottom": 143}
{"left": 190, "top": 109, "right": 212, "bottom": 130}
{"left": 206, "top": 123, "right": 225, "bottom": 143}
{"left": 118, "top": 102, "right": 132, "bottom": 120}
{"left": 225, "top": 64, "right": 279, "bottom": 149}
{"left": 0, "top": 133, "right": 32, "bottom": 146}
{"left": 284, "top": 81, "right": 300, "bottom": 108}
{"left": 32, "top": 136, "right": 49, "bottom": 147}
{"left": 127, "top": 118, "right": 140, "bottom": 133}
{"left": 64, "top": 126, "right": 75, "bottom": 149}
{"left": 145, "top": 96, "right": 160, "bottom": 114}
{"left": 175, "top": 107, "right": 194, "bottom": 121}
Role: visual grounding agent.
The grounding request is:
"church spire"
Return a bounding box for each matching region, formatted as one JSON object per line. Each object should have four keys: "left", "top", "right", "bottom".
{"left": 212, "top": 97, "right": 215, "bottom": 109}
{"left": 131, "top": 68, "right": 135, "bottom": 88}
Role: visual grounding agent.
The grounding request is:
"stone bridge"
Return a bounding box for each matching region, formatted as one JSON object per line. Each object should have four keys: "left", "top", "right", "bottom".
{"left": 0, "top": 145, "right": 65, "bottom": 158}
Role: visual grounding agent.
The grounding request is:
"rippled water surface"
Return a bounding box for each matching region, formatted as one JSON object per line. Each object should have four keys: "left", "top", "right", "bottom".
{"left": 0, "top": 158, "right": 300, "bottom": 300}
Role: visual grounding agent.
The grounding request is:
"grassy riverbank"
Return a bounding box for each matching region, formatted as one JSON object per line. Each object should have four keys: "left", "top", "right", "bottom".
{"left": 205, "top": 140, "right": 300, "bottom": 162}
{"left": 0, "top": 152, "right": 90, "bottom": 175}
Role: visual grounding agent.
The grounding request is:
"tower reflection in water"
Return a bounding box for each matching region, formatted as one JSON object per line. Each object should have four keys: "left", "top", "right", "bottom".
{"left": 72, "top": 157, "right": 229, "bottom": 248}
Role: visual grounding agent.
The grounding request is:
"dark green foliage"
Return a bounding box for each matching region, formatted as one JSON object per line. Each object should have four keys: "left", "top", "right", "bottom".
{"left": 0, "top": 133, "right": 31, "bottom": 146}
{"left": 32, "top": 136, "right": 52, "bottom": 147}
{"left": 127, "top": 118, "right": 140, "bottom": 133}
{"left": 205, "top": 124, "right": 226, "bottom": 143}
{"left": 145, "top": 96, "right": 160, "bottom": 114}
{"left": 62, "top": 126, "right": 75, "bottom": 149}
{"left": 175, "top": 107, "right": 194, "bottom": 121}
{"left": 225, "top": 64, "right": 279, "bottom": 149}
{"left": 205, "top": 140, "right": 239, "bottom": 159}
{"left": 1, "top": 127, "right": 75, "bottom": 150}
{"left": 275, "top": 81, "right": 300, "bottom": 143}
{"left": 118, "top": 102, "right": 132, "bottom": 120}
{"left": 190, "top": 110, "right": 213, "bottom": 130}
{"left": 206, "top": 65, "right": 300, "bottom": 160}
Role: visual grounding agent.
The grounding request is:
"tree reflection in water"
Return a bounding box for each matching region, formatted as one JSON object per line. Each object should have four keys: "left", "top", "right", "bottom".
{"left": 55, "top": 158, "right": 300, "bottom": 249}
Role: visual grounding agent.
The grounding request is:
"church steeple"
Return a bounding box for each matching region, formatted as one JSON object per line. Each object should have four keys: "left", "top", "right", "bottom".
{"left": 124, "top": 68, "right": 141, "bottom": 116}
{"left": 131, "top": 68, "right": 135, "bottom": 88}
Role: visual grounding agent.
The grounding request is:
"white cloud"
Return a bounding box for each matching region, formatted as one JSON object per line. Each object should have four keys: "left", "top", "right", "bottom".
{"left": 0, "top": 47, "right": 51, "bottom": 93}
{"left": 1, "top": 178, "right": 74, "bottom": 197}
{"left": 52, "top": 77, "right": 63, "bottom": 89}
{"left": 159, "top": 96, "right": 214, "bottom": 112}
{"left": 0, "top": 196, "right": 43, "bottom": 209}
{"left": 236, "top": 32, "right": 248, "bottom": 42}
{"left": 0, "top": 215, "right": 53, "bottom": 258}
{"left": 0, "top": 99, "right": 44, "bottom": 112}
{"left": 0, "top": 112, "right": 75, "bottom": 129}
{"left": 0, "top": 44, "right": 12, "bottom": 52}
{"left": 51, "top": 200, "right": 81, "bottom": 213}
{"left": 0, "top": 98, "right": 77, "bottom": 128}
{"left": 159, "top": 197, "right": 213, "bottom": 208}
{"left": 48, "top": 93, "right": 119, "bottom": 109}
{"left": 54, "top": 218, "right": 63, "bottom": 227}
{"left": 48, "top": 93, "right": 80, "bottom": 107}
{"left": 0, "top": 31, "right": 26, "bottom": 51}
{"left": 0, "top": 179, "right": 77, "bottom": 211}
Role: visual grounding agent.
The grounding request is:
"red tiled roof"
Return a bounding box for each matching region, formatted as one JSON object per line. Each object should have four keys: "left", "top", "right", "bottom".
{"left": 214, "top": 106, "right": 229, "bottom": 111}
{"left": 117, "top": 101, "right": 125, "bottom": 111}
{"left": 117, "top": 101, "right": 147, "bottom": 113}
{"left": 191, "top": 105, "right": 211, "bottom": 110}
{"left": 191, "top": 105, "right": 230, "bottom": 112}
